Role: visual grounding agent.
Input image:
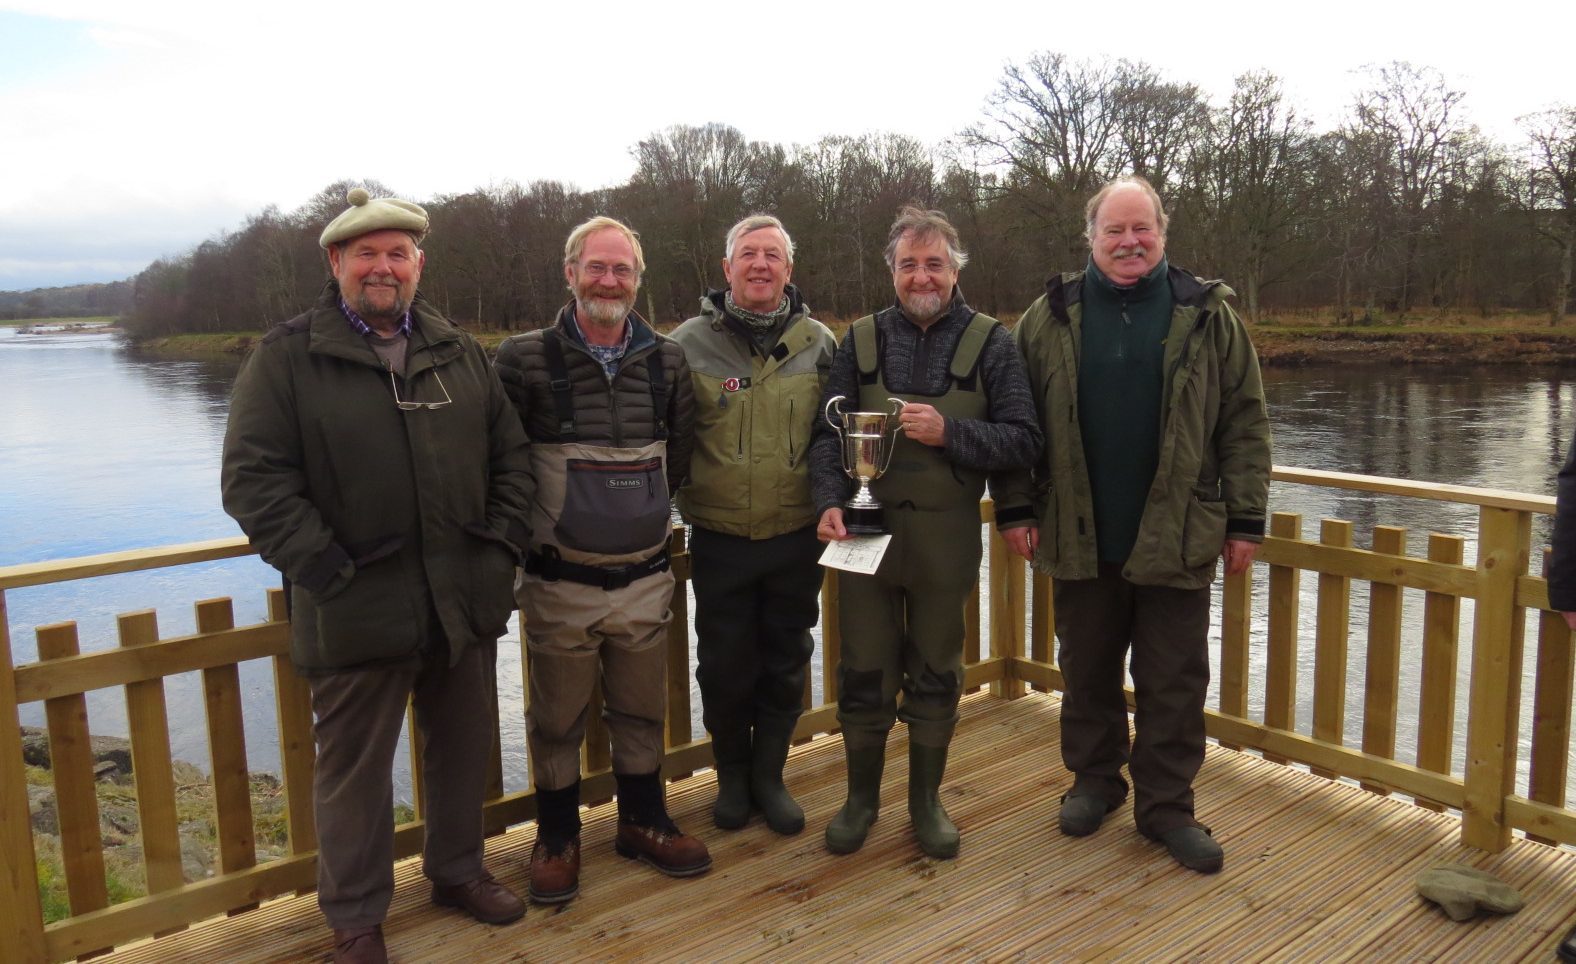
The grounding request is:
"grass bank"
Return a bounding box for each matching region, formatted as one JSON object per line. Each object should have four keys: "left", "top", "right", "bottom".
{"left": 132, "top": 311, "right": 1576, "bottom": 367}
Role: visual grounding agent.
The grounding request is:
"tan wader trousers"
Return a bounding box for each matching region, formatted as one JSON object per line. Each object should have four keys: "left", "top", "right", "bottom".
{"left": 520, "top": 567, "right": 674, "bottom": 790}
{"left": 308, "top": 640, "right": 495, "bottom": 930}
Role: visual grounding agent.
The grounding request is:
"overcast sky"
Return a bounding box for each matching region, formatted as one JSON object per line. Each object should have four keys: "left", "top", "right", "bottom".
{"left": 1, "top": 0, "right": 1570, "bottom": 292}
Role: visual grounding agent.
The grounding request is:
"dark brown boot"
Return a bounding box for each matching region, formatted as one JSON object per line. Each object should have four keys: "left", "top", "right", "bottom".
{"left": 431, "top": 870, "right": 525, "bottom": 924}
{"left": 332, "top": 925, "right": 387, "bottom": 964}
{"left": 615, "top": 821, "right": 712, "bottom": 877}
{"left": 528, "top": 835, "right": 581, "bottom": 903}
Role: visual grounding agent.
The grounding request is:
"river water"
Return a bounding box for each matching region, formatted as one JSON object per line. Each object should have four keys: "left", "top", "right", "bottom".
{"left": 1, "top": 324, "right": 1572, "bottom": 802}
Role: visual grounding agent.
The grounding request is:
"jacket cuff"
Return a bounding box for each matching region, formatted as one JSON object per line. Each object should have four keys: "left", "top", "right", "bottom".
{"left": 298, "top": 542, "right": 353, "bottom": 595}
{"left": 994, "top": 504, "right": 1037, "bottom": 528}
{"left": 1227, "top": 517, "right": 1265, "bottom": 541}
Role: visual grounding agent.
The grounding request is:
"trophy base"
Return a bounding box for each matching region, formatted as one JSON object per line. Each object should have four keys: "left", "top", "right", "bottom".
{"left": 843, "top": 504, "right": 887, "bottom": 535}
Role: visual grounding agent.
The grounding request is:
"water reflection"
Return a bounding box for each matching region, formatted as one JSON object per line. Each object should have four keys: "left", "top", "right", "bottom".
{"left": 3, "top": 325, "right": 1573, "bottom": 804}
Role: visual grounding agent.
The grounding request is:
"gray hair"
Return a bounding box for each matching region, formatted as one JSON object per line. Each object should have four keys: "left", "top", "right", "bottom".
{"left": 724, "top": 214, "right": 795, "bottom": 266}
{"left": 883, "top": 206, "right": 969, "bottom": 272}
{"left": 564, "top": 215, "right": 646, "bottom": 277}
{"left": 1084, "top": 176, "right": 1169, "bottom": 244}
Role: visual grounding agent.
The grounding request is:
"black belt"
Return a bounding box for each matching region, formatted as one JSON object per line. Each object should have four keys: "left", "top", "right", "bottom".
{"left": 524, "top": 545, "right": 671, "bottom": 590}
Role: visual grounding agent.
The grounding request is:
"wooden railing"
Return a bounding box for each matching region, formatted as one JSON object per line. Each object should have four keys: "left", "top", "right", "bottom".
{"left": 0, "top": 467, "right": 1567, "bottom": 961}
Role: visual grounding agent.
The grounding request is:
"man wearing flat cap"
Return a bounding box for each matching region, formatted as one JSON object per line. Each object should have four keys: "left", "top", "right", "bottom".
{"left": 222, "top": 188, "right": 533, "bottom": 963}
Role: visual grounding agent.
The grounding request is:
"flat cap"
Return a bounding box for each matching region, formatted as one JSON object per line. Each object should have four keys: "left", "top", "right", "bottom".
{"left": 318, "top": 187, "right": 429, "bottom": 249}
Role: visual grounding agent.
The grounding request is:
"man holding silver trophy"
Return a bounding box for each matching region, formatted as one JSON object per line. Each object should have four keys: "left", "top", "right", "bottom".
{"left": 809, "top": 206, "right": 1041, "bottom": 859}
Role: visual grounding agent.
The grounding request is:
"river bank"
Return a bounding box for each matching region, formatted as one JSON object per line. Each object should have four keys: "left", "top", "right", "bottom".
{"left": 128, "top": 320, "right": 1576, "bottom": 367}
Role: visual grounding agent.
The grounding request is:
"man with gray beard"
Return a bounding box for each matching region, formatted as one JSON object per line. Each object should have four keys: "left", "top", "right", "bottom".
{"left": 809, "top": 206, "right": 1041, "bottom": 860}
{"left": 494, "top": 216, "right": 703, "bottom": 906}
{"left": 222, "top": 189, "right": 531, "bottom": 964}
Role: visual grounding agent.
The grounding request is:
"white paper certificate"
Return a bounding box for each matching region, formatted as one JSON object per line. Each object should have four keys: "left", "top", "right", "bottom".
{"left": 818, "top": 534, "right": 892, "bottom": 575}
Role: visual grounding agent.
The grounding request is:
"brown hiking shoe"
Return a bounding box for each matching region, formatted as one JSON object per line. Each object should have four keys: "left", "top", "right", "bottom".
{"left": 332, "top": 925, "right": 387, "bottom": 964}
{"left": 615, "top": 820, "right": 712, "bottom": 877}
{"left": 528, "top": 835, "right": 581, "bottom": 904}
{"left": 431, "top": 870, "right": 525, "bottom": 924}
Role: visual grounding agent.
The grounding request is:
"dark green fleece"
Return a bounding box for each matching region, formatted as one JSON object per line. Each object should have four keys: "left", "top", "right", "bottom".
{"left": 1077, "top": 257, "right": 1171, "bottom": 564}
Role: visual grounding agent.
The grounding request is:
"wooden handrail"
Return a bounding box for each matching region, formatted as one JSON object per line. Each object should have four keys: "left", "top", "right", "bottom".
{"left": 3, "top": 471, "right": 1574, "bottom": 961}
{"left": 1271, "top": 465, "right": 1556, "bottom": 513}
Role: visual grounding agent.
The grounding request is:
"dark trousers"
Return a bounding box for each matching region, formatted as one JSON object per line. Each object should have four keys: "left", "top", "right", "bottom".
{"left": 307, "top": 641, "right": 495, "bottom": 930}
{"left": 836, "top": 505, "right": 981, "bottom": 749}
{"left": 1053, "top": 563, "right": 1210, "bottom": 836}
{"left": 692, "top": 525, "right": 822, "bottom": 740}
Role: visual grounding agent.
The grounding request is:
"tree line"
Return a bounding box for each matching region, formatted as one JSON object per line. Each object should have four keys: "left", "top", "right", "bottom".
{"left": 0, "top": 281, "right": 133, "bottom": 321}
{"left": 120, "top": 54, "right": 1576, "bottom": 340}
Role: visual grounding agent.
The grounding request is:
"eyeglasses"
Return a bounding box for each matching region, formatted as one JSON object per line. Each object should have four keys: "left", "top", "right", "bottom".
{"left": 388, "top": 367, "right": 452, "bottom": 410}
{"left": 581, "top": 262, "right": 636, "bottom": 281}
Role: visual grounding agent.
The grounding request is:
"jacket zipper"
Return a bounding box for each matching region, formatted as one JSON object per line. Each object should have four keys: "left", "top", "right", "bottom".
{"left": 787, "top": 397, "right": 796, "bottom": 466}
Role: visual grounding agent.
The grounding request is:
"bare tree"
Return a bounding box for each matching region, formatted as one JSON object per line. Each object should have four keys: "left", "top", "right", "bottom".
{"left": 1519, "top": 105, "right": 1576, "bottom": 323}
{"left": 1351, "top": 62, "right": 1468, "bottom": 316}
{"left": 1187, "top": 72, "right": 1315, "bottom": 319}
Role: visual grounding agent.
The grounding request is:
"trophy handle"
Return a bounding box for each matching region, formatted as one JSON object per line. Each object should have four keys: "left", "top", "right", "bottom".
{"left": 879, "top": 398, "right": 907, "bottom": 474}
{"left": 824, "top": 395, "right": 847, "bottom": 433}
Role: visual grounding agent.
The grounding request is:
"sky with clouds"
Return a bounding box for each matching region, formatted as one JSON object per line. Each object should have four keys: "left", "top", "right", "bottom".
{"left": 1, "top": 0, "right": 1570, "bottom": 292}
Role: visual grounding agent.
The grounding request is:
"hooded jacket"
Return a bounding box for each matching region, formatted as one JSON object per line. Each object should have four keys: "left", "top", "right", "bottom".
{"left": 220, "top": 282, "right": 532, "bottom": 672}
{"left": 997, "top": 265, "right": 1271, "bottom": 589}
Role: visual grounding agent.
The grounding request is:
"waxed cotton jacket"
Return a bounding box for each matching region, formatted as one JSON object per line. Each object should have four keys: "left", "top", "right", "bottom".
{"left": 671, "top": 286, "right": 836, "bottom": 539}
{"left": 997, "top": 265, "right": 1271, "bottom": 590}
{"left": 221, "top": 283, "right": 532, "bottom": 673}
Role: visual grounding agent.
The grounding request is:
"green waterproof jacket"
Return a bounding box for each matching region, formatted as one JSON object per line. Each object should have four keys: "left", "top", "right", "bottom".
{"left": 221, "top": 283, "right": 533, "bottom": 673}
{"left": 671, "top": 287, "right": 836, "bottom": 539}
{"left": 997, "top": 266, "right": 1271, "bottom": 590}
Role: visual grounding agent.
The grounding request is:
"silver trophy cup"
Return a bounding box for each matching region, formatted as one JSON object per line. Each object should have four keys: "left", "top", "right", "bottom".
{"left": 824, "top": 395, "right": 907, "bottom": 535}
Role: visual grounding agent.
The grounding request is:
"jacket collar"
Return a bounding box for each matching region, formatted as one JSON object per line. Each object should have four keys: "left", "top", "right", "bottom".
{"left": 1045, "top": 265, "right": 1218, "bottom": 323}
{"left": 700, "top": 283, "right": 807, "bottom": 333}
{"left": 307, "top": 281, "right": 462, "bottom": 370}
{"left": 553, "top": 301, "right": 657, "bottom": 356}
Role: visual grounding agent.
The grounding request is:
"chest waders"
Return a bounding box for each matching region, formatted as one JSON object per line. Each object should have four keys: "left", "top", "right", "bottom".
{"left": 518, "top": 330, "right": 678, "bottom": 810}
{"left": 824, "top": 311, "right": 997, "bottom": 860}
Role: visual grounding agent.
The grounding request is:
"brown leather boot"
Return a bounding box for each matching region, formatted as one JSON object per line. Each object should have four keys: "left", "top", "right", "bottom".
{"left": 615, "top": 821, "right": 712, "bottom": 877}
{"left": 332, "top": 925, "right": 387, "bottom": 964}
{"left": 431, "top": 870, "right": 525, "bottom": 924}
{"left": 528, "top": 834, "right": 581, "bottom": 903}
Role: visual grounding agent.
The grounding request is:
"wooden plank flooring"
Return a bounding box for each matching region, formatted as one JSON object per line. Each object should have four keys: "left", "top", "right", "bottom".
{"left": 106, "top": 691, "right": 1576, "bottom": 962}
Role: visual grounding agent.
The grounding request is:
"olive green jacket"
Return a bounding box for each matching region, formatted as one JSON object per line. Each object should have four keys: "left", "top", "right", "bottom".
{"left": 671, "top": 287, "right": 836, "bottom": 539}
{"left": 997, "top": 266, "right": 1271, "bottom": 589}
{"left": 221, "top": 283, "right": 532, "bottom": 672}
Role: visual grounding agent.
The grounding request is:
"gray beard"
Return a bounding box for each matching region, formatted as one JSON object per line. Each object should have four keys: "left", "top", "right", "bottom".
{"left": 353, "top": 289, "right": 410, "bottom": 323}
{"left": 579, "top": 295, "right": 632, "bottom": 328}
{"left": 900, "top": 291, "right": 945, "bottom": 324}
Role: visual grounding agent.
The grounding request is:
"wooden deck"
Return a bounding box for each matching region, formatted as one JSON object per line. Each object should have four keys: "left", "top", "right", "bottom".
{"left": 105, "top": 691, "right": 1576, "bottom": 962}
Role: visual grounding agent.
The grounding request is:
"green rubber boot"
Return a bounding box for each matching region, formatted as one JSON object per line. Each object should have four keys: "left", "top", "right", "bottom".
{"left": 908, "top": 742, "right": 959, "bottom": 859}
{"left": 825, "top": 742, "right": 885, "bottom": 854}
{"left": 750, "top": 717, "right": 805, "bottom": 835}
{"left": 710, "top": 729, "right": 752, "bottom": 830}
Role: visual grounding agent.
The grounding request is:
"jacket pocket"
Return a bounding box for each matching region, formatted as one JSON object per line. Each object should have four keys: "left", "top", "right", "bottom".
{"left": 555, "top": 456, "right": 670, "bottom": 554}
{"left": 311, "top": 556, "right": 419, "bottom": 667}
{"left": 1181, "top": 496, "right": 1227, "bottom": 570}
{"left": 465, "top": 526, "right": 518, "bottom": 641}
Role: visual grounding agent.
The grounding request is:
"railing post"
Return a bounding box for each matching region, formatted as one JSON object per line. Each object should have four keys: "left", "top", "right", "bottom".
{"left": 1264, "top": 512, "right": 1303, "bottom": 765}
{"left": 1218, "top": 552, "right": 1252, "bottom": 751}
{"left": 822, "top": 569, "right": 841, "bottom": 708}
{"left": 0, "top": 589, "right": 47, "bottom": 963}
{"left": 1461, "top": 505, "right": 1532, "bottom": 851}
{"left": 665, "top": 528, "right": 693, "bottom": 780}
{"left": 1360, "top": 526, "right": 1407, "bottom": 795}
{"left": 1311, "top": 519, "right": 1353, "bottom": 779}
{"left": 988, "top": 528, "right": 1026, "bottom": 700}
{"left": 1529, "top": 547, "right": 1575, "bottom": 845}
